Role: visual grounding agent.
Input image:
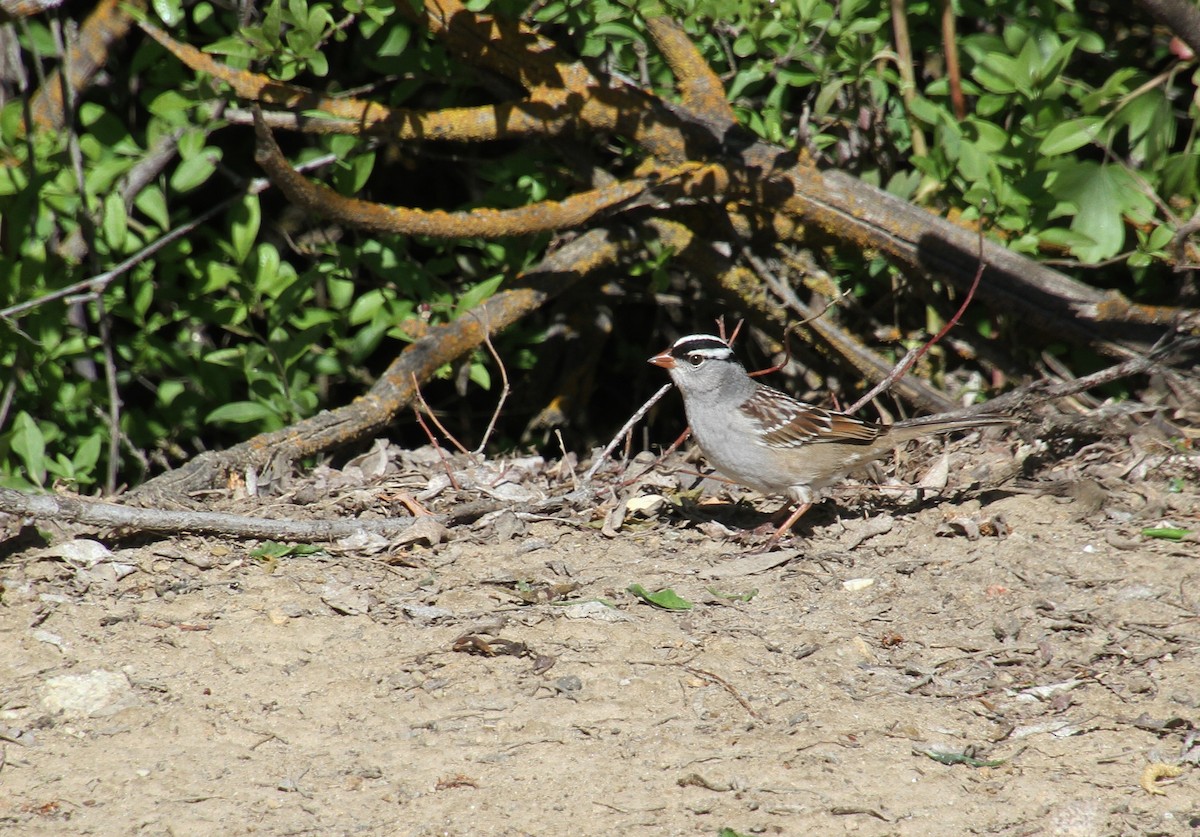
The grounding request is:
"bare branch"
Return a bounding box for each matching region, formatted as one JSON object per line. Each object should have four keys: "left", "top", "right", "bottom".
{"left": 473, "top": 315, "right": 511, "bottom": 455}
{"left": 410, "top": 373, "right": 470, "bottom": 456}
{"left": 0, "top": 487, "right": 420, "bottom": 542}
{"left": 584, "top": 383, "right": 674, "bottom": 483}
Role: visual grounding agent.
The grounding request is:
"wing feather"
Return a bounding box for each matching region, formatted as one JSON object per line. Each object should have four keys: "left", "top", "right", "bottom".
{"left": 739, "top": 385, "right": 885, "bottom": 449}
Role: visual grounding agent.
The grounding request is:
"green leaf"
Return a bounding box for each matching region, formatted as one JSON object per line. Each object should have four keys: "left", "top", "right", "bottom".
{"left": 133, "top": 184, "right": 170, "bottom": 230}
{"left": 906, "top": 95, "right": 942, "bottom": 126}
{"left": 206, "top": 401, "right": 277, "bottom": 424}
{"left": 468, "top": 361, "right": 491, "bottom": 390}
{"left": 974, "top": 54, "right": 1018, "bottom": 95}
{"left": 203, "top": 35, "right": 259, "bottom": 61}
{"left": 10, "top": 412, "right": 47, "bottom": 487}
{"left": 1141, "top": 527, "right": 1192, "bottom": 541}
{"left": 1038, "top": 117, "right": 1102, "bottom": 156}
{"left": 956, "top": 139, "right": 989, "bottom": 182}
{"left": 627, "top": 584, "right": 694, "bottom": 611}
{"left": 1033, "top": 36, "right": 1077, "bottom": 87}
{"left": 158, "top": 380, "right": 186, "bottom": 406}
{"left": 102, "top": 192, "right": 128, "bottom": 251}
{"left": 326, "top": 276, "right": 356, "bottom": 310}
{"left": 152, "top": 0, "right": 184, "bottom": 27}
{"left": 917, "top": 747, "right": 1007, "bottom": 768}
{"left": 1046, "top": 162, "right": 1126, "bottom": 262}
{"left": 147, "top": 91, "right": 192, "bottom": 120}
{"left": 454, "top": 275, "right": 504, "bottom": 317}
{"left": 333, "top": 150, "right": 375, "bottom": 194}
{"left": 170, "top": 153, "right": 218, "bottom": 193}
{"left": 254, "top": 242, "right": 282, "bottom": 291}
{"left": 71, "top": 434, "right": 103, "bottom": 474}
{"left": 250, "top": 542, "right": 324, "bottom": 558}
{"left": 229, "top": 194, "right": 261, "bottom": 265}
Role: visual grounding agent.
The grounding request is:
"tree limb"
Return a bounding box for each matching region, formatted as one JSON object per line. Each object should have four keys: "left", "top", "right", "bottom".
{"left": 0, "top": 487, "right": 421, "bottom": 541}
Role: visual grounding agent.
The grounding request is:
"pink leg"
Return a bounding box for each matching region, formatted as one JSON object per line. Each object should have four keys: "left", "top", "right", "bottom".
{"left": 764, "top": 502, "right": 812, "bottom": 550}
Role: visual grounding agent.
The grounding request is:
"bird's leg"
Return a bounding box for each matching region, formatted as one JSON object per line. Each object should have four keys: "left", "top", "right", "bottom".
{"left": 764, "top": 501, "right": 812, "bottom": 550}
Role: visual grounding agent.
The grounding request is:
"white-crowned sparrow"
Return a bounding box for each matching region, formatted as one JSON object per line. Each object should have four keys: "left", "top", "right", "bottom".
{"left": 649, "top": 333, "right": 1010, "bottom": 546}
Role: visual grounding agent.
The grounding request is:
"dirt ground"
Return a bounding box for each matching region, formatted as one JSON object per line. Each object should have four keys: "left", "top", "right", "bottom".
{"left": 1, "top": 429, "right": 1198, "bottom": 836}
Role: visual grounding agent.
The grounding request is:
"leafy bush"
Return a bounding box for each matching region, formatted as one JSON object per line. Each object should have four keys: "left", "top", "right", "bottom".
{"left": 0, "top": 0, "right": 1193, "bottom": 491}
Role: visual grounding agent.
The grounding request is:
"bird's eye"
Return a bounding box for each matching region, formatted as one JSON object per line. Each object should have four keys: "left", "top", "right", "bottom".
{"left": 686, "top": 353, "right": 704, "bottom": 366}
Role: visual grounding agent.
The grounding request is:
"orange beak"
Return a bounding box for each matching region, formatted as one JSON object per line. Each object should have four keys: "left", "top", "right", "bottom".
{"left": 648, "top": 349, "right": 675, "bottom": 369}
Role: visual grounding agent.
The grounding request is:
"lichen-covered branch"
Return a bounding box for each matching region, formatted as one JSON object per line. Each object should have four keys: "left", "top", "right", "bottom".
{"left": 253, "top": 109, "right": 726, "bottom": 238}
{"left": 139, "top": 22, "right": 578, "bottom": 141}
{"left": 645, "top": 17, "right": 735, "bottom": 128}
{"left": 28, "top": 0, "right": 146, "bottom": 130}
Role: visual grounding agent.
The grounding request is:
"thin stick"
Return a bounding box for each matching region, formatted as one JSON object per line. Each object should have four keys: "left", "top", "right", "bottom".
{"left": 409, "top": 372, "right": 470, "bottom": 455}
{"left": 92, "top": 291, "right": 122, "bottom": 494}
{"left": 53, "top": 16, "right": 97, "bottom": 264}
{"left": 472, "top": 313, "right": 510, "bottom": 455}
{"left": 741, "top": 251, "right": 847, "bottom": 378}
{"left": 554, "top": 429, "right": 578, "bottom": 492}
{"left": 846, "top": 210, "right": 988, "bottom": 414}
{"left": 682, "top": 665, "right": 764, "bottom": 720}
{"left": 845, "top": 347, "right": 919, "bottom": 414}
{"left": 410, "top": 403, "right": 461, "bottom": 491}
{"left": 0, "top": 375, "right": 16, "bottom": 431}
{"left": 584, "top": 383, "right": 673, "bottom": 482}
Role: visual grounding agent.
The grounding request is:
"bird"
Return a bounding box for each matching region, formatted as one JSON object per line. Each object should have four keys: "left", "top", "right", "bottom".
{"left": 648, "top": 333, "right": 1010, "bottom": 548}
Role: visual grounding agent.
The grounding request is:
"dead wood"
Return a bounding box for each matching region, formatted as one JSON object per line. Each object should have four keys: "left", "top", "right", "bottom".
{"left": 129, "top": 226, "right": 626, "bottom": 500}
{"left": 124, "top": 3, "right": 1198, "bottom": 503}
{"left": 28, "top": 0, "right": 145, "bottom": 130}
{"left": 0, "top": 487, "right": 421, "bottom": 542}
{"left": 164, "top": 4, "right": 1193, "bottom": 361}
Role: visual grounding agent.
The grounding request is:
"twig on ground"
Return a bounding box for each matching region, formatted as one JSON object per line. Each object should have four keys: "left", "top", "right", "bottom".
{"left": 682, "top": 664, "right": 763, "bottom": 720}
{"left": 410, "top": 381, "right": 461, "bottom": 490}
{"left": 410, "top": 372, "right": 470, "bottom": 456}
{"left": 472, "top": 312, "right": 510, "bottom": 455}
{"left": 969, "top": 333, "right": 1200, "bottom": 419}
{"left": 554, "top": 429, "right": 578, "bottom": 492}
{"left": 583, "top": 383, "right": 674, "bottom": 483}
{"left": 0, "top": 487, "right": 421, "bottom": 542}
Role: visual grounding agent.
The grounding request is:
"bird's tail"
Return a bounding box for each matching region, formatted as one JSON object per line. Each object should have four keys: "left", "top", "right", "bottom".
{"left": 889, "top": 413, "right": 1013, "bottom": 444}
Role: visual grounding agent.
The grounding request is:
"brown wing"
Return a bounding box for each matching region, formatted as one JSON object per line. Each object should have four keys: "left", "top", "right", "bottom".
{"left": 741, "top": 385, "right": 884, "bottom": 449}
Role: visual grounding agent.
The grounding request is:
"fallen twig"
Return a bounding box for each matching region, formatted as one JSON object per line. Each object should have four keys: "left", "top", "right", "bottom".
{"left": 0, "top": 487, "right": 421, "bottom": 542}
{"left": 410, "top": 380, "right": 462, "bottom": 491}
{"left": 410, "top": 372, "right": 470, "bottom": 455}
{"left": 584, "top": 382, "right": 674, "bottom": 482}
{"left": 473, "top": 313, "right": 511, "bottom": 455}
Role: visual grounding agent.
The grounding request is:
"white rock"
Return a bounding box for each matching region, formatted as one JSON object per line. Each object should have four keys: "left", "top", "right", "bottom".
{"left": 43, "top": 670, "right": 139, "bottom": 719}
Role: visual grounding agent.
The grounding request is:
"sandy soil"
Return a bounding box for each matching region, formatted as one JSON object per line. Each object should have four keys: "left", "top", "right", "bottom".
{"left": 1, "top": 431, "right": 1198, "bottom": 836}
